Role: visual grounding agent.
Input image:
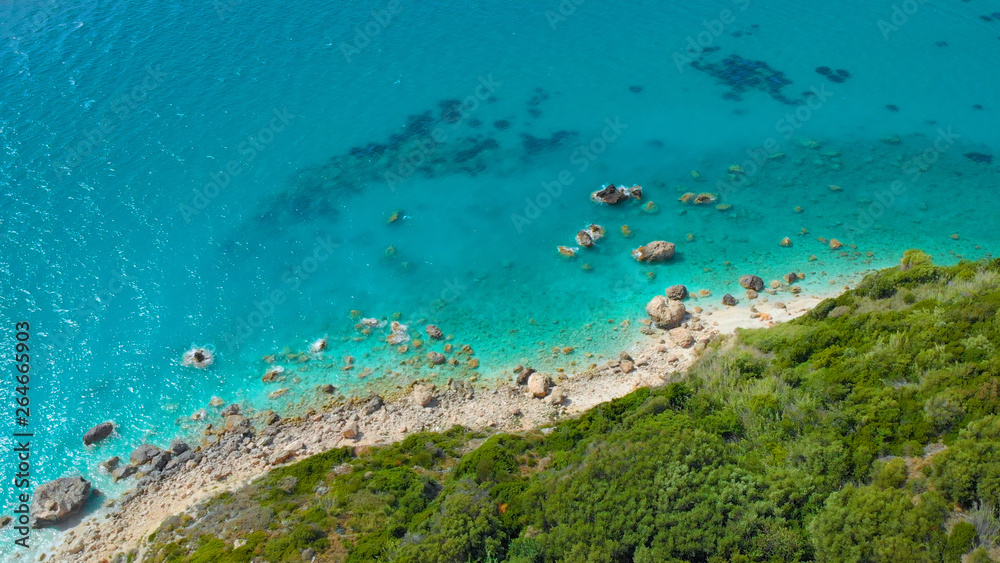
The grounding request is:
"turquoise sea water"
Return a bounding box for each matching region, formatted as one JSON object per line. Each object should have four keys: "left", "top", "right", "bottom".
{"left": 1, "top": 0, "right": 999, "bottom": 554}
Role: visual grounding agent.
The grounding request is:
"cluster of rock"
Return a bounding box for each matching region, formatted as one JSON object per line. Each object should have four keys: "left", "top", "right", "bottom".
{"left": 590, "top": 183, "right": 642, "bottom": 205}
{"left": 557, "top": 224, "right": 606, "bottom": 257}
{"left": 649, "top": 272, "right": 805, "bottom": 311}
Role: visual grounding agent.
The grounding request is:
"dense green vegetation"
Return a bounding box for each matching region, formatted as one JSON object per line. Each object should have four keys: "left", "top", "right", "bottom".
{"left": 130, "top": 252, "right": 1000, "bottom": 562}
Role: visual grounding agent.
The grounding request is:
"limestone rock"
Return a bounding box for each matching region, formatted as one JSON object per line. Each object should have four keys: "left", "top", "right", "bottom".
{"left": 668, "top": 327, "right": 695, "bottom": 348}
{"left": 722, "top": 293, "right": 737, "bottom": 306}
{"left": 112, "top": 465, "right": 137, "bottom": 482}
{"left": 427, "top": 351, "right": 446, "bottom": 365}
{"left": 645, "top": 296, "right": 686, "bottom": 328}
{"left": 527, "top": 372, "right": 550, "bottom": 398}
{"left": 425, "top": 325, "right": 444, "bottom": 340}
{"left": 31, "top": 476, "right": 91, "bottom": 528}
{"left": 100, "top": 457, "right": 120, "bottom": 473}
{"left": 129, "top": 444, "right": 163, "bottom": 466}
{"left": 361, "top": 395, "right": 384, "bottom": 415}
{"left": 342, "top": 421, "right": 360, "bottom": 440}
{"left": 411, "top": 385, "right": 435, "bottom": 408}
{"left": 632, "top": 240, "right": 675, "bottom": 262}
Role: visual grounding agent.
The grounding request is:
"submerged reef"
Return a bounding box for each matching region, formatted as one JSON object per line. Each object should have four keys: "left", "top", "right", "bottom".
{"left": 254, "top": 93, "right": 577, "bottom": 226}
{"left": 690, "top": 53, "right": 799, "bottom": 104}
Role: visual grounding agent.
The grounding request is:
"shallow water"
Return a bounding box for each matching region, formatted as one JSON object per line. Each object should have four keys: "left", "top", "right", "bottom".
{"left": 1, "top": 0, "right": 998, "bottom": 555}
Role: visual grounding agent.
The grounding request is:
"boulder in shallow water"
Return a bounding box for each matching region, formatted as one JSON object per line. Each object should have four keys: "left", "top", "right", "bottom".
{"left": 646, "top": 296, "right": 686, "bottom": 328}
{"left": 31, "top": 476, "right": 91, "bottom": 528}
{"left": 739, "top": 275, "right": 764, "bottom": 291}
{"left": 590, "top": 184, "right": 630, "bottom": 205}
{"left": 576, "top": 230, "right": 594, "bottom": 247}
{"left": 722, "top": 293, "right": 737, "bottom": 306}
{"left": 632, "top": 241, "right": 675, "bottom": 262}
{"left": 425, "top": 325, "right": 444, "bottom": 340}
{"left": 112, "top": 465, "right": 137, "bottom": 482}
{"left": 427, "top": 351, "right": 446, "bottom": 366}
{"left": 82, "top": 422, "right": 115, "bottom": 446}
{"left": 665, "top": 285, "right": 688, "bottom": 300}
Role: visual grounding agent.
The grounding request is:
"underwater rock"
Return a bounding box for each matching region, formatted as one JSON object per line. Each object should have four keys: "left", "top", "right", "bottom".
{"left": 494, "top": 119, "right": 511, "bottom": 130}
{"left": 829, "top": 239, "right": 844, "bottom": 250}
{"left": 181, "top": 347, "right": 214, "bottom": 369}
{"left": 780, "top": 237, "right": 792, "bottom": 247}
{"left": 387, "top": 321, "right": 410, "bottom": 345}
{"left": 964, "top": 152, "right": 993, "bottom": 164}
{"left": 425, "top": 325, "right": 444, "bottom": 340}
{"left": 621, "top": 225, "right": 633, "bottom": 238}
{"left": 632, "top": 241, "right": 675, "bottom": 262}
{"left": 666, "top": 285, "right": 689, "bottom": 300}
{"left": 693, "top": 193, "right": 718, "bottom": 205}
{"left": 678, "top": 192, "right": 697, "bottom": 203}
{"left": 646, "top": 296, "right": 686, "bottom": 329}
{"left": 521, "top": 130, "right": 576, "bottom": 157}
{"left": 642, "top": 201, "right": 659, "bottom": 213}
{"left": 262, "top": 366, "right": 284, "bottom": 382}
{"left": 690, "top": 53, "right": 797, "bottom": 105}
{"left": 427, "top": 351, "right": 446, "bottom": 366}
{"left": 309, "top": 337, "right": 328, "bottom": 353}
{"left": 629, "top": 85, "right": 644, "bottom": 93}
{"left": 722, "top": 293, "right": 737, "bottom": 306}
{"left": 557, "top": 245, "right": 579, "bottom": 257}
{"left": 746, "top": 289, "right": 759, "bottom": 300}
{"left": 739, "top": 275, "right": 765, "bottom": 291}
{"left": 784, "top": 272, "right": 800, "bottom": 284}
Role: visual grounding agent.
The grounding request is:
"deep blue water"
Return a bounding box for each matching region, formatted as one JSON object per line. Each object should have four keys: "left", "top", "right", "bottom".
{"left": 1, "top": 0, "right": 999, "bottom": 554}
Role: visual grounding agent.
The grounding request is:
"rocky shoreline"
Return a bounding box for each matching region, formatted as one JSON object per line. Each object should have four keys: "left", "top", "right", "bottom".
{"left": 35, "top": 292, "right": 828, "bottom": 563}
